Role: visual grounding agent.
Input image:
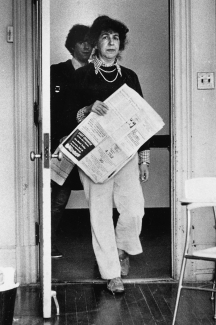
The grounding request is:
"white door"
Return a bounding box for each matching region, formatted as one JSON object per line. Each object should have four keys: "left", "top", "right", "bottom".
{"left": 31, "top": 0, "right": 52, "bottom": 318}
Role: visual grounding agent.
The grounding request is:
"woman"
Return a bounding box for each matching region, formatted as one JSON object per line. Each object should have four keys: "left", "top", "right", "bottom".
{"left": 67, "top": 15, "right": 150, "bottom": 293}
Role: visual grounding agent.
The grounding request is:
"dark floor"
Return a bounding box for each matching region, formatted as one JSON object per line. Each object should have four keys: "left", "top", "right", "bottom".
{"left": 52, "top": 208, "right": 171, "bottom": 282}
{"left": 12, "top": 282, "right": 216, "bottom": 324}
{"left": 10, "top": 210, "right": 216, "bottom": 324}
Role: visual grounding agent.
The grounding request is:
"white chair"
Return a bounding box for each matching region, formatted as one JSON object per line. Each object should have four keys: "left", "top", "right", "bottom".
{"left": 172, "top": 177, "right": 216, "bottom": 324}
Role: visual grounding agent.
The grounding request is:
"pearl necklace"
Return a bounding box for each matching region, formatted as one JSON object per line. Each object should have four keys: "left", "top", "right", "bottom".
{"left": 98, "top": 67, "right": 119, "bottom": 83}
{"left": 99, "top": 67, "right": 117, "bottom": 73}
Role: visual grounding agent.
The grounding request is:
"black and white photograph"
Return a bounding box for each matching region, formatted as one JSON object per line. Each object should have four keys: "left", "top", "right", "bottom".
{"left": 0, "top": 1, "right": 216, "bottom": 324}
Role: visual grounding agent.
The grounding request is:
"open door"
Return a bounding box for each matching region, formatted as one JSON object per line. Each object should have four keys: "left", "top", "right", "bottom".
{"left": 31, "top": 0, "right": 52, "bottom": 318}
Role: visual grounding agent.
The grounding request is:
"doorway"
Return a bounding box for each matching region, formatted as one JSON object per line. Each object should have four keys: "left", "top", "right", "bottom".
{"left": 52, "top": 207, "right": 171, "bottom": 282}
{"left": 50, "top": 0, "right": 171, "bottom": 282}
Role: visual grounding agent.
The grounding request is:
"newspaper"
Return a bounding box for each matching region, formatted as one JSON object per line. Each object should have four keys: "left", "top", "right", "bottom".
{"left": 51, "top": 84, "right": 164, "bottom": 184}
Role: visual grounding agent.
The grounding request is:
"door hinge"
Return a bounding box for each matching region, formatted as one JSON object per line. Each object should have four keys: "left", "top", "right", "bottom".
{"left": 34, "top": 101, "right": 39, "bottom": 126}
{"left": 44, "top": 133, "right": 50, "bottom": 168}
{"left": 35, "top": 222, "right": 40, "bottom": 245}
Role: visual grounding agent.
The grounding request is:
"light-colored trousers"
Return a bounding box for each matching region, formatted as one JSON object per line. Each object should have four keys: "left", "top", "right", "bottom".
{"left": 79, "top": 154, "right": 145, "bottom": 280}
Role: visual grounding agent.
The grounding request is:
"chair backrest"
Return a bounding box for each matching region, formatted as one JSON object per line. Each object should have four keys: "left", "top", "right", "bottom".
{"left": 185, "top": 177, "right": 216, "bottom": 202}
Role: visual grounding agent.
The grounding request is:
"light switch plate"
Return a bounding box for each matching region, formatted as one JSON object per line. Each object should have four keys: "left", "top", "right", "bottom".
{"left": 197, "top": 72, "right": 215, "bottom": 90}
{"left": 7, "top": 26, "right": 13, "bottom": 43}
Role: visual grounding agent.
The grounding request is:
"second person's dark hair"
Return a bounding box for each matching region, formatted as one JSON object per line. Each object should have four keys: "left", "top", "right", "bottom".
{"left": 65, "top": 24, "right": 90, "bottom": 55}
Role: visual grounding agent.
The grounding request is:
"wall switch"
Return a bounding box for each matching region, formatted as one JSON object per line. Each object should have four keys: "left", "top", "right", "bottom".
{"left": 197, "top": 72, "right": 215, "bottom": 90}
{"left": 7, "top": 26, "right": 13, "bottom": 43}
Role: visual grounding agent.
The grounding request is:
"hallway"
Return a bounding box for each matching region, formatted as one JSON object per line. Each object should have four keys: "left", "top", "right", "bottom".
{"left": 52, "top": 208, "right": 171, "bottom": 282}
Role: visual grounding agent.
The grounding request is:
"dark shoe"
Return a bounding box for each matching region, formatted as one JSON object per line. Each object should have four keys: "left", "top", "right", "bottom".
{"left": 51, "top": 245, "right": 63, "bottom": 258}
{"left": 119, "top": 252, "right": 130, "bottom": 276}
{"left": 107, "top": 277, "right": 125, "bottom": 294}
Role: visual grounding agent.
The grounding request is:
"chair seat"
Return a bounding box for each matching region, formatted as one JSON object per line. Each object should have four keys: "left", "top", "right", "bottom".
{"left": 188, "top": 247, "right": 216, "bottom": 259}
{"left": 181, "top": 198, "right": 216, "bottom": 204}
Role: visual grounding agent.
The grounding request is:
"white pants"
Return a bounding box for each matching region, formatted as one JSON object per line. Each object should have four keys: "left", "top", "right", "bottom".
{"left": 79, "top": 154, "right": 145, "bottom": 280}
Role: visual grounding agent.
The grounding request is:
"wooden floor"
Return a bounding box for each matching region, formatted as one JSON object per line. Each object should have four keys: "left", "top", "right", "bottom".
{"left": 10, "top": 208, "right": 216, "bottom": 324}
{"left": 12, "top": 282, "right": 216, "bottom": 324}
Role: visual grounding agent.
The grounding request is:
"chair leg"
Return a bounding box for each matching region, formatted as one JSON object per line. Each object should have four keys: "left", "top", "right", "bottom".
{"left": 212, "top": 208, "right": 216, "bottom": 317}
{"left": 214, "top": 291, "right": 216, "bottom": 320}
{"left": 51, "top": 290, "right": 60, "bottom": 315}
{"left": 213, "top": 268, "right": 216, "bottom": 319}
{"left": 172, "top": 257, "right": 187, "bottom": 325}
{"left": 211, "top": 279, "right": 215, "bottom": 301}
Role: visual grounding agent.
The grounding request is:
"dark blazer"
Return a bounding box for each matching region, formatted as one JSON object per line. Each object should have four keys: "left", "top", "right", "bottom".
{"left": 50, "top": 60, "right": 76, "bottom": 152}
{"left": 50, "top": 59, "right": 82, "bottom": 190}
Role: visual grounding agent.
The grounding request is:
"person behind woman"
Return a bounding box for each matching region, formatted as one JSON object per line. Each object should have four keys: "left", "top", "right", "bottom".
{"left": 65, "top": 15, "right": 150, "bottom": 293}
{"left": 50, "top": 24, "right": 92, "bottom": 258}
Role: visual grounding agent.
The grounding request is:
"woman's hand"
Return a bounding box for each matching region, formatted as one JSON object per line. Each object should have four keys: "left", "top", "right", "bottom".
{"left": 59, "top": 136, "right": 67, "bottom": 143}
{"left": 87, "top": 100, "right": 109, "bottom": 116}
{"left": 139, "top": 163, "right": 149, "bottom": 183}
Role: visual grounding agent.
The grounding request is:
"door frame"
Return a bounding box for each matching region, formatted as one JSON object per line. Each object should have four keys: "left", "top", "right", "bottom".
{"left": 13, "top": 0, "right": 193, "bottom": 286}
{"left": 170, "top": 0, "right": 193, "bottom": 279}
{"left": 38, "top": 0, "right": 52, "bottom": 318}
{"left": 14, "top": 0, "right": 52, "bottom": 317}
{"left": 14, "top": 0, "right": 38, "bottom": 284}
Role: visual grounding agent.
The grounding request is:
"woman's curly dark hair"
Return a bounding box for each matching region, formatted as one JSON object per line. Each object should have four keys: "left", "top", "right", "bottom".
{"left": 87, "top": 15, "right": 129, "bottom": 52}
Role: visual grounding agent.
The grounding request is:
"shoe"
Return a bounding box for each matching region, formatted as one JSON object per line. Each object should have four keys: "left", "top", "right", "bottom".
{"left": 107, "top": 277, "right": 125, "bottom": 294}
{"left": 119, "top": 252, "right": 130, "bottom": 276}
{"left": 51, "top": 245, "right": 63, "bottom": 258}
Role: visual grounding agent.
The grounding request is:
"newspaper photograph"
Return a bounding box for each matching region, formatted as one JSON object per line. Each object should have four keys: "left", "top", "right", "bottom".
{"left": 51, "top": 83, "right": 165, "bottom": 184}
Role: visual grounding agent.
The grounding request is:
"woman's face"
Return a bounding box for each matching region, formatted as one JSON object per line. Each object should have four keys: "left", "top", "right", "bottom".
{"left": 96, "top": 30, "right": 120, "bottom": 64}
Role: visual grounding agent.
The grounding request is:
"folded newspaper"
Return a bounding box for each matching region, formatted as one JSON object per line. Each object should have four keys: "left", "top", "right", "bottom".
{"left": 51, "top": 84, "right": 165, "bottom": 184}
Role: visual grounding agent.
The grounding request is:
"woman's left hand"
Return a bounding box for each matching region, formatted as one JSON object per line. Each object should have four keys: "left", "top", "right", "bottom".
{"left": 89, "top": 100, "right": 109, "bottom": 116}
{"left": 139, "top": 163, "right": 149, "bottom": 183}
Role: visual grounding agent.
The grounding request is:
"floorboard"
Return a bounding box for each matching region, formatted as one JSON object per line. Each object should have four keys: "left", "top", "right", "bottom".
{"left": 12, "top": 282, "right": 216, "bottom": 324}
{"left": 10, "top": 207, "right": 214, "bottom": 324}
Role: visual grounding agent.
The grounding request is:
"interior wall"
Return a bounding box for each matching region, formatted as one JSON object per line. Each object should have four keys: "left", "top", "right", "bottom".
{"left": 190, "top": 0, "right": 216, "bottom": 281}
{"left": 51, "top": 0, "right": 170, "bottom": 207}
{"left": 0, "top": 1, "right": 16, "bottom": 267}
{"left": 191, "top": 0, "right": 216, "bottom": 177}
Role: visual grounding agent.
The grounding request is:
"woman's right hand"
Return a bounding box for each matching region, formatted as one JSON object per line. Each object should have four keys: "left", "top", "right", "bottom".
{"left": 87, "top": 100, "right": 109, "bottom": 116}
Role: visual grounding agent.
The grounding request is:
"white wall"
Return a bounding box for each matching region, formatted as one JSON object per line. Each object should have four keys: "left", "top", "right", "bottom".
{"left": 191, "top": 0, "right": 216, "bottom": 177}
{"left": 51, "top": 0, "right": 170, "bottom": 207}
{"left": 0, "top": 0, "right": 16, "bottom": 267}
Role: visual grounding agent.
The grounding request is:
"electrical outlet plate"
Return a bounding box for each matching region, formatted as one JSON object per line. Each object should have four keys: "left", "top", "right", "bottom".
{"left": 197, "top": 72, "right": 215, "bottom": 90}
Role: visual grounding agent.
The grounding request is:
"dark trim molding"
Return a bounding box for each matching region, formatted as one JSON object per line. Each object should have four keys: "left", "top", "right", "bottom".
{"left": 150, "top": 135, "right": 170, "bottom": 149}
